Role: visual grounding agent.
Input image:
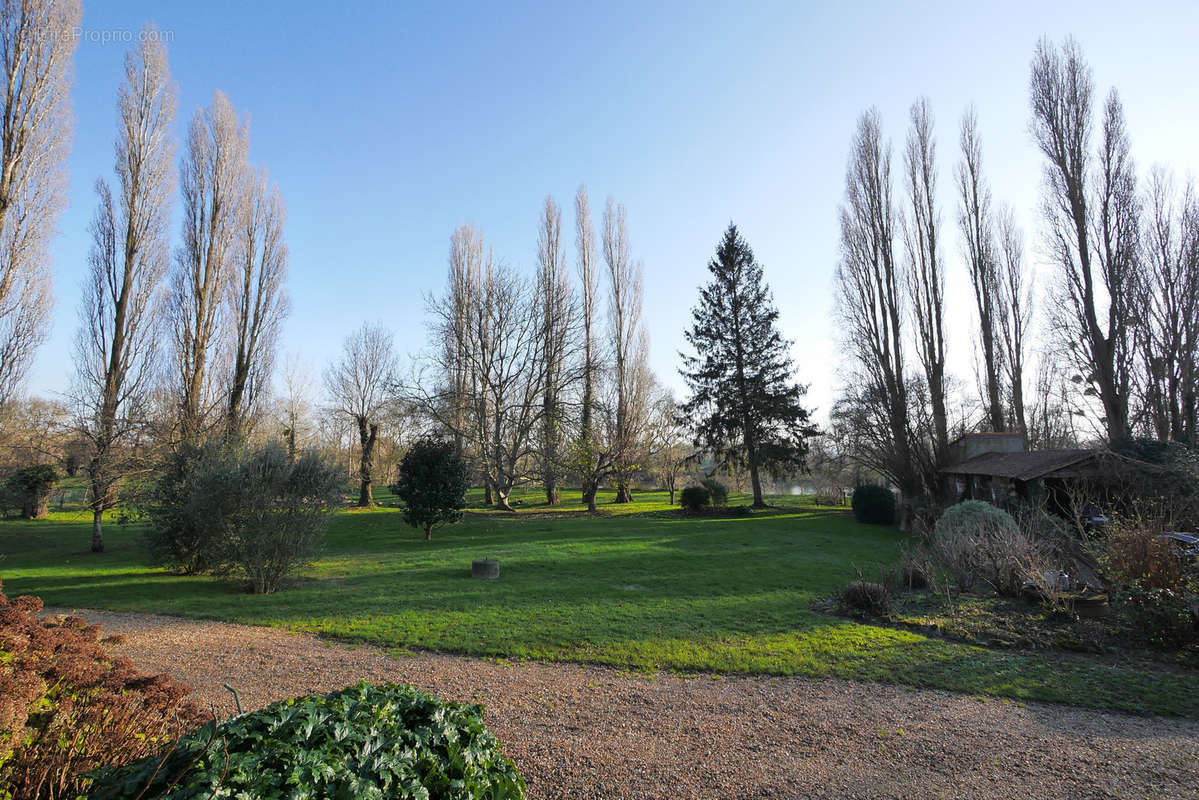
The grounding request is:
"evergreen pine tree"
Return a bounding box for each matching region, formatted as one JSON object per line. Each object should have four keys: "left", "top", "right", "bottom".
{"left": 680, "top": 224, "right": 817, "bottom": 507}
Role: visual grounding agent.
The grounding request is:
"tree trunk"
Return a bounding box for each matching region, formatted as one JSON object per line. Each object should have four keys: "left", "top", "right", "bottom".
{"left": 357, "top": 417, "right": 378, "bottom": 507}
{"left": 494, "top": 484, "right": 514, "bottom": 512}
{"left": 425, "top": 523, "right": 432, "bottom": 541}
{"left": 544, "top": 475, "right": 559, "bottom": 505}
{"left": 582, "top": 479, "right": 598, "bottom": 512}
{"left": 484, "top": 482, "right": 493, "bottom": 505}
{"left": 748, "top": 460, "right": 765, "bottom": 508}
{"left": 1094, "top": 350, "right": 1130, "bottom": 445}
{"left": 91, "top": 508, "right": 104, "bottom": 553}
{"left": 984, "top": 346, "right": 1005, "bottom": 433}
{"left": 615, "top": 483, "right": 631, "bottom": 503}
{"left": 744, "top": 422, "right": 767, "bottom": 508}
{"left": 931, "top": 371, "right": 950, "bottom": 468}
{"left": 22, "top": 491, "right": 50, "bottom": 520}
{"left": 1012, "top": 370, "right": 1027, "bottom": 437}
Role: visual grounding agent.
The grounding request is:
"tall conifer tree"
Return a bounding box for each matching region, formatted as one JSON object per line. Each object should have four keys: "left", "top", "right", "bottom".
{"left": 680, "top": 224, "right": 816, "bottom": 507}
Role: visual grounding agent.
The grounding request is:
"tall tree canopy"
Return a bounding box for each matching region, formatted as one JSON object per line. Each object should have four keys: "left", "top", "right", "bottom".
{"left": 680, "top": 224, "right": 816, "bottom": 507}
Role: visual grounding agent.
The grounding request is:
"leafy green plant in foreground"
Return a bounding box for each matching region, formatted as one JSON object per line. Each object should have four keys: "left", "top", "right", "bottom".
{"left": 89, "top": 681, "right": 526, "bottom": 800}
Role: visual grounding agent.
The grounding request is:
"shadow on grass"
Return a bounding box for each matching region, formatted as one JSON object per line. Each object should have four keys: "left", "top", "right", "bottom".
{"left": 5, "top": 504, "right": 1198, "bottom": 717}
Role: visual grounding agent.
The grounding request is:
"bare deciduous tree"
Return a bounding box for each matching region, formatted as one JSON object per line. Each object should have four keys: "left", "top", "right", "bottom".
{"left": 1030, "top": 37, "right": 1140, "bottom": 444}
{"left": 72, "top": 32, "right": 175, "bottom": 553}
{"left": 1026, "top": 351, "right": 1081, "bottom": 449}
{"left": 572, "top": 185, "right": 611, "bottom": 512}
{"left": 277, "top": 352, "right": 314, "bottom": 460}
{"left": 325, "top": 322, "right": 398, "bottom": 507}
{"left": 647, "top": 388, "right": 690, "bottom": 505}
{"left": 603, "top": 197, "right": 649, "bottom": 503}
{"left": 835, "top": 109, "right": 922, "bottom": 512}
{"left": 468, "top": 259, "right": 546, "bottom": 510}
{"left": 995, "top": 205, "right": 1033, "bottom": 435}
{"left": 170, "top": 90, "right": 248, "bottom": 442}
{"left": 1138, "top": 168, "right": 1199, "bottom": 442}
{"left": 443, "top": 224, "right": 483, "bottom": 458}
{"left": 535, "top": 195, "right": 574, "bottom": 504}
{"left": 956, "top": 108, "right": 1005, "bottom": 433}
{"left": 226, "top": 167, "right": 288, "bottom": 437}
{"left": 902, "top": 98, "right": 949, "bottom": 470}
{"left": 0, "top": 0, "right": 81, "bottom": 420}
{"left": 414, "top": 245, "right": 548, "bottom": 511}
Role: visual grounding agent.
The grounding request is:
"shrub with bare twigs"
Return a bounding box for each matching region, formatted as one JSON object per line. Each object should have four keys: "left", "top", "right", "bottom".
{"left": 933, "top": 501, "right": 1055, "bottom": 596}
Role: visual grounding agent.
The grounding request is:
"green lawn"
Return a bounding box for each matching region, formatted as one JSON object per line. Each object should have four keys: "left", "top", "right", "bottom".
{"left": 2, "top": 488, "right": 1197, "bottom": 716}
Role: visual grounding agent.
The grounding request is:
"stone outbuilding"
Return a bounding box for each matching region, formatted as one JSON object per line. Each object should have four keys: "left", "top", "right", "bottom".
{"left": 940, "top": 433, "right": 1104, "bottom": 512}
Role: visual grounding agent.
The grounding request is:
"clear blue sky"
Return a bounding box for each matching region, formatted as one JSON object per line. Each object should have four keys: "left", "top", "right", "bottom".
{"left": 30, "top": 0, "right": 1199, "bottom": 419}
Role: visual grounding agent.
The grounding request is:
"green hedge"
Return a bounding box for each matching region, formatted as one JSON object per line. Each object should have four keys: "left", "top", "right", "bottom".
{"left": 851, "top": 484, "right": 896, "bottom": 525}
{"left": 680, "top": 485, "right": 711, "bottom": 511}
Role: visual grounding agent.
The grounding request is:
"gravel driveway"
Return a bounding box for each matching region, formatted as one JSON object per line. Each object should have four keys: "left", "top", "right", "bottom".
{"left": 51, "top": 608, "right": 1198, "bottom": 800}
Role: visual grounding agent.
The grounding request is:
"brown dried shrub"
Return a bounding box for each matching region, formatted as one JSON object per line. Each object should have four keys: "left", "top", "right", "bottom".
{"left": 0, "top": 580, "right": 209, "bottom": 799}
{"left": 1104, "top": 525, "right": 1181, "bottom": 591}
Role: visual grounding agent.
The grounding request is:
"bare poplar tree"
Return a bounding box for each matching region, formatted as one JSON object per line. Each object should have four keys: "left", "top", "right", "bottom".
{"left": 1138, "top": 168, "right": 1199, "bottom": 441}
{"left": 443, "top": 224, "right": 483, "bottom": 457}
{"left": 603, "top": 197, "right": 648, "bottom": 503}
{"left": 835, "top": 109, "right": 922, "bottom": 510}
{"left": 956, "top": 108, "right": 1005, "bottom": 432}
{"left": 995, "top": 206, "right": 1033, "bottom": 434}
{"left": 902, "top": 98, "right": 949, "bottom": 467}
{"left": 535, "top": 195, "right": 574, "bottom": 504}
{"left": 170, "top": 90, "right": 249, "bottom": 442}
{"left": 225, "top": 167, "right": 289, "bottom": 437}
{"left": 1030, "top": 37, "right": 1140, "bottom": 444}
{"left": 0, "top": 0, "right": 81, "bottom": 420}
{"left": 573, "top": 185, "right": 611, "bottom": 512}
{"left": 325, "top": 322, "right": 398, "bottom": 507}
{"left": 72, "top": 32, "right": 175, "bottom": 553}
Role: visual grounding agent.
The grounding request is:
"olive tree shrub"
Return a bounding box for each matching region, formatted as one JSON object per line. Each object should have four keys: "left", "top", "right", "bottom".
{"left": 148, "top": 442, "right": 342, "bottom": 593}
{"left": 233, "top": 445, "right": 344, "bottom": 593}
{"left": 147, "top": 442, "right": 242, "bottom": 574}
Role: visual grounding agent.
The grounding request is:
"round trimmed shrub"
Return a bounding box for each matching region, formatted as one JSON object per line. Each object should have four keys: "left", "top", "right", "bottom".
{"left": 392, "top": 436, "right": 469, "bottom": 541}
{"left": 934, "top": 500, "right": 1019, "bottom": 538}
{"left": 89, "top": 681, "right": 526, "bottom": 799}
{"left": 933, "top": 500, "right": 1043, "bottom": 595}
{"left": 680, "top": 485, "right": 711, "bottom": 512}
{"left": 851, "top": 484, "right": 895, "bottom": 524}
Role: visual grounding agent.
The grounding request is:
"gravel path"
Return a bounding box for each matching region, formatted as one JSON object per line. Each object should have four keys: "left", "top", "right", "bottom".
{"left": 50, "top": 608, "right": 1198, "bottom": 800}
